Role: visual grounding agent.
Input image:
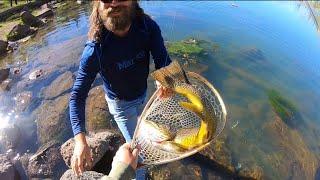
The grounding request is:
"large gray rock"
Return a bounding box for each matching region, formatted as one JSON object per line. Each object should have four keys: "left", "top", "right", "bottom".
{"left": 0, "top": 68, "right": 9, "bottom": 84}
{"left": 60, "top": 169, "right": 104, "bottom": 180}
{"left": 0, "top": 40, "right": 8, "bottom": 55}
{"left": 28, "top": 141, "right": 67, "bottom": 179}
{"left": 86, "top": 86, "right": 113, "bottom": 132}
{"left": 34, "top": 94, "right": 71, "bottom": 145}
{"left": 41, "top": 3, "right": 54, "bottom": 10}
{"left": 7, "top": 24, "right": 36, "bottom": 42}
{"left": 36, "top": 8, "right": 54, "bottom": 19}
{"left": 21, "top": 11, "right": 44, "bottom": 28}
{"left": 0, "top": 154, "right": 20, "bottom": 180}
{"left": 60, "top": 131, "right": 123, "bottom": 171}
{"left": 42, "top": 71, "right": 74, "bottom": 99}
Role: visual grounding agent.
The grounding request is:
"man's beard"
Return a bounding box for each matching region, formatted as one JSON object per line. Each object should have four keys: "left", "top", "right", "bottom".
{"left": 99, "top": 5, "right": 135, "bottom": 32}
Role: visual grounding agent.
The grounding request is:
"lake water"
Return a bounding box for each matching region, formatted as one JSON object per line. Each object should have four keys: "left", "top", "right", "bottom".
{"left": 0, "top": 1, "right": 320, "bottom": 179}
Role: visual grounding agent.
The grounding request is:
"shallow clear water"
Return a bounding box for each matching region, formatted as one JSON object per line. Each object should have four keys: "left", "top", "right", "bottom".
{"left": 0, "top": 1, "right": 320, "bottom": 179}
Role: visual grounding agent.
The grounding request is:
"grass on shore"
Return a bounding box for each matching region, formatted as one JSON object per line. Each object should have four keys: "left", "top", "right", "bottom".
{"left": 0, "top": 0, "right": 31, "bottom": 14}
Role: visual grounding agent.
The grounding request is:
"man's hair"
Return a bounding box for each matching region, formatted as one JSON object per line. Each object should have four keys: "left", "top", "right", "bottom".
{"left": 88, "top": 1, "right": 146, "bottom": 42}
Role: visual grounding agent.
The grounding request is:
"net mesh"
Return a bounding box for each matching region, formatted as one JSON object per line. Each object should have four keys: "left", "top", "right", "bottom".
{"left": 132, "top": 72, "right": 227, "bottom": 166}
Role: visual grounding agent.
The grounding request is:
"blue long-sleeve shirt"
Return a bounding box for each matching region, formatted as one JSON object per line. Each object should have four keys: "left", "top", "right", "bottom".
{"left": 69, "top": 15, "right": 171, "bottom": 136}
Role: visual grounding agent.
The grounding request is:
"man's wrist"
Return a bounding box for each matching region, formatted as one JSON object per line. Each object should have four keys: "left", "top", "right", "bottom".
{"left": 74, "top": 132, "right": 87, "bottom": 144}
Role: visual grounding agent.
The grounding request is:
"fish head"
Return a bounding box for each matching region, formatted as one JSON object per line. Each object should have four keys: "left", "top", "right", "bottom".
{"left": 139, "top": 119, "right": 174, "bottom": 143}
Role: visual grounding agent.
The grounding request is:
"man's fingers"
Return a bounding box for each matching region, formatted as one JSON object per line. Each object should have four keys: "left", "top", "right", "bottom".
{"left": 71, "top": 157, "right": 75, "bottom": 175}
{"left": 85, "top": 150, "right": 93, "bottom": 169}
{"left": 72, "top": 157, "right": 79, "bottom": 176}
{"left": 77, "top": 156, "right": 84, "bottom": 175}
{"left": 122, "top": 143, "right": 131, "bottom": 149}
{"left": 132, "top": 148, "right": 139, "bottom": 158}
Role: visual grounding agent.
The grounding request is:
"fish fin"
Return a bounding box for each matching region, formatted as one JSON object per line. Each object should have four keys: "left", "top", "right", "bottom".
{"left": 151, "top": 61, "right": 189, "bottom": 88}
{"left": 175, "top": 86, "right": 204, "bottom": 113}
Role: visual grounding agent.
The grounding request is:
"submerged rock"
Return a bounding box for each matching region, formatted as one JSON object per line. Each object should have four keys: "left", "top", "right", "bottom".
{"left": 7, "top": 24, "right": 36, "bottom": 42}
{"left": 42, "top": 71, "right": 74, "bottom": 99}
{"left": 200, "top": 135, "right": 235, "bottom": 173}
{"left": 34, "top": 94, "right": 71, "bottom": 145}
{"left": 28, "top": 141, "right": 67, "bottom": 179}
{"left": 14, "top": 91, "right": 33, "bottom": 112}
{"left": 262, "top": 115, "right": 318, "bottom": 179}
{"left": 0, "top": 154, "right": 20, "bottom": 180}
{"left": 60, "top": 131, "right": 124, "bottom": 173}
{"left": 0, "top": 40, "right": 8, "bottom": 55}
{"left": 267, "top": 89, "right": 302, "bottom": 128}
{"left": 21, "top": 11, "right": 44, "bottom": 28}
{"left": 0, "top": 68, "right": 9, "bottom": 84}
{"left": 28, "top": 69, "right": 44, "bottom": 80}
{"left": 240, "top": 47, "right": 265, "bottom": 61}
{"left": 238, "top": 164, "right": 263, "bottom": 180}
{"left": 86, "top": 86, "right": 113, "bottom": 132}
{"left": 0, "top": 79, "right": 12, "bottom": 92}
{"left": 60, "top": 169, "right": 104, "bottom": 180}
{"left": 0, "top": 124, "right": 22, "bottom": 151}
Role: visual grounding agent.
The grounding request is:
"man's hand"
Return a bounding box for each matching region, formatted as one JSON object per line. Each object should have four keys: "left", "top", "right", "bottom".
{"left": 112, "top": 143, "right": 139, "bottom": 170}
{"left": 71, "top": 133, "right": 93, "bottom": 176}
{"left": 155, "top": 81, "right": 174, "bottom": 98}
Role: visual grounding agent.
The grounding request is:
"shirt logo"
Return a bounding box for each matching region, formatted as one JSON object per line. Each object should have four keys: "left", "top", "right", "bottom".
{"left": 116, "top": 51, "right": 146, "bottom": 71}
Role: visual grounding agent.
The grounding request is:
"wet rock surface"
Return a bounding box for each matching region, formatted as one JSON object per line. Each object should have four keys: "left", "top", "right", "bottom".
{"left": 36, "top": 8, "right": 54, "bottom": 19}
{"left": 0, "top": 68, "right": 9, "bottom": 84}
{"left": 60, "top": 131, "right": 124, "bottom": 174}
{"left": 28, "top": 140, "right": 67, "bottom": 179}
{"left": 86, "top": 86, "right": 113, "bottom": 132}
{"left": 21, "top": 11, "right": 44, "bottom": 28}
{"left": 0, "top": 124, "right": 22, "bottom": 151}
{"left": 0, "top": 40, "right": 8, "bottom": 55}
{"left": 41, "top": 71, "right": 74, "bottom": 99}
{"left": 60, "top": 169, "right": 104, "bottom": 180}
{"left": 28, "top": 69, "right": 44, "bottom": 80}
{"left": 14, "top": 91, "right": 33, "bottom": 112}
{"left": 34, "top": 94, "right": 72, "bottom": 145}
{"left": 0, "top": 154, "right": 20, "bottom": 180}
{"left": 0, "top": 79, "right": 12, "bottom": 92}
{"left": 7, "top": 24, "right": 36, "bottom": 42}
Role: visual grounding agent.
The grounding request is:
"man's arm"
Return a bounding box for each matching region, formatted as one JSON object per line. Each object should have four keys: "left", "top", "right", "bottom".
{"left": 148, "top": 18, "right": 172, "bottom": 69}
{"left": 69, "top": 43, "right": 100, "bottom": 136}
{"left": 69, "top": 43, "right": 100, "bottom": 176}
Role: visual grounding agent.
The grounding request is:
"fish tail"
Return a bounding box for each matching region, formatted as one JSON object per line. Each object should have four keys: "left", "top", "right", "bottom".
{"left": 151, "top": 61, "right": 190, "bottom": 88}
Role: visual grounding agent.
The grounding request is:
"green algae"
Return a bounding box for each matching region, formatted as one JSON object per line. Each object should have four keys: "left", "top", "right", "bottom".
{"left": 267, "top": 89, "right": 299, "bottom": 127}
{"left": 167, "top": 39, "right": 205, "bottom": 57}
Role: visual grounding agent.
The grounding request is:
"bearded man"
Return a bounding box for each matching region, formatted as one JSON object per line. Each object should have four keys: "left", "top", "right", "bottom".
{"left": 69, "top": 0, "right": 172, "bottom": 178}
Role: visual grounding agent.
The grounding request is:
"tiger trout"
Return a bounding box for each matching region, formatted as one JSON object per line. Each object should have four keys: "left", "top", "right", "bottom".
{"left": 149, "top": 61, "right": 216, "bottom": 152}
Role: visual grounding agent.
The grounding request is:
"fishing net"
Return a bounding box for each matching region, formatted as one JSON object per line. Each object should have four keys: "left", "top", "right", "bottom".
{"left": 131, "top": 72, "right": 227, "bottom": 166}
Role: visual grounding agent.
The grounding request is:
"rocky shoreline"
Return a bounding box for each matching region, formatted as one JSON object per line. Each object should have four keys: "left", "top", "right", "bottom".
{"left": 0, "top": 0, "right": 59, "bottom": 57}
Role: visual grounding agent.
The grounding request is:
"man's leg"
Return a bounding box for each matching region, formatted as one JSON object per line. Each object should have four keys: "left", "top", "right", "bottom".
{"left": 106, "top": 94, "right": 146, "bottom": 179}
{"left": 111, "top": 106, "right": 138, "bottom": 142}
{"left": 105, "top": 95, "right": 145, "bottom": 142}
